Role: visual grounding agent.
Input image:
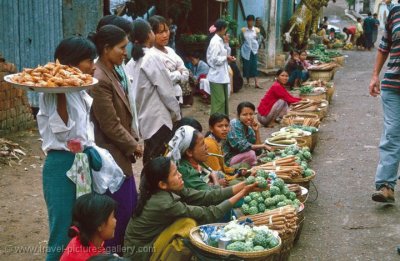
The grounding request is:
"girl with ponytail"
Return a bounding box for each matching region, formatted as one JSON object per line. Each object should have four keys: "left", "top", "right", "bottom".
{"left": 60, "top": 193, "right": 117, "bottom": 261}
{"left": 126, "top": 19, "right": 181, "bottom": 165}
{"left": 124, "top": 156, "right": 261, "bottom": 260}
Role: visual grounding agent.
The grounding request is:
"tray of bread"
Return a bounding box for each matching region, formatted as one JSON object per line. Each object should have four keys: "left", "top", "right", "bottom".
{"left": 4, "top": 61, "right": 98, "bottom": 93}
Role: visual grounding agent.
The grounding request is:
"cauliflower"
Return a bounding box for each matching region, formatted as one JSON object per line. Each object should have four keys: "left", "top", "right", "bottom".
{"left": 227, "top": 241, "right": 247, "bottom": 251}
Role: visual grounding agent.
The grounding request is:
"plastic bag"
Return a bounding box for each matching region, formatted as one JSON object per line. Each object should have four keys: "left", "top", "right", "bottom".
{"left": 66, "top": 153, "right": 92, "bottom": 198}
{"left": 91, "top": 145, "right": 126, "bottom": 194}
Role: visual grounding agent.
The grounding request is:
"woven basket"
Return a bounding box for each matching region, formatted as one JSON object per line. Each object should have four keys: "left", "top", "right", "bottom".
{"left": 285, "top": 170, "right": 316, "bottom": 189}
{"left": 189, "top": 224, "right": 282, "bottom": 261}
{"left": 294, "top": 216, "right": 305, "bottom": 244}
{"left": 295, "top": 138, "right": 308, "bottom": 149}
{"left": 273, "top": 232, "right": 296, "bottom": 261}
{"left": 326, "top": 85, "right": 335, "bottom": 103}
{"left": 310, "top": 131, "right": 319, "bottom": 152}
{"left": 332, "top": 55, "right": 345, "bottom": 66}
{"left": 309, "top": 70, "right": 333, "bottom": 81}
{"left": 299, "top": 91, "right": 327, "bottom": 102}
{"left": 282, "top": 112, "right": 320, "bottom": 127}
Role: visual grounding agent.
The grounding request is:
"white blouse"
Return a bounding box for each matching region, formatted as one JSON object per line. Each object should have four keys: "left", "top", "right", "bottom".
{"left": 151, "top": 46, "right": 189, "bottom": 103}
{"left": 206, "top": 34, "right": 230, "bottom": 84}
{"left": 37, "top": 91, "right": 94, "bottom": 153}
{"left": 240, "top": 26, "right": 259, "bottom": 60}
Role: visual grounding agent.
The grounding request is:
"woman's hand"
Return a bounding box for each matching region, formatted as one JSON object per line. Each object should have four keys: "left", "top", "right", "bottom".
{"left": 134, "top": 144, "right": 143, "bottom": 159}
{"left": 218, "top": 178, "right": 229, "bottom": 187}
{"left": 251, "top": 119, "right": 260, "bottom": 132}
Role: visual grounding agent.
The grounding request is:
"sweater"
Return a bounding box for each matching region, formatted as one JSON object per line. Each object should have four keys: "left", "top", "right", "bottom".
{"left": 257, "top": 81, "right": 301, "bottom": 116}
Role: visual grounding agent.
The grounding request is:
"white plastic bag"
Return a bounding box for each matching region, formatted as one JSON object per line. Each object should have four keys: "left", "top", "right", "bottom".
{"left": 91, "top": 145, "right": 126, "bottom": 194}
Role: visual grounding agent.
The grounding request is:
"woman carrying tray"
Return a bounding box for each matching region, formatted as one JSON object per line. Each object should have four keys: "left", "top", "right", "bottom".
{"left": 36, "top": 37, "right": 97, "bottom": 261}
{"left": 90, "top": 25, "right": 143, "bottom": 254}
{"left": 224, "top": 102, "right": 271, "bottom": 167}
{"left": 257, "top": 69, "right": 302, "bottom": 127}
{"left": 124, "top": 156, "right": 260, "bottom": 260}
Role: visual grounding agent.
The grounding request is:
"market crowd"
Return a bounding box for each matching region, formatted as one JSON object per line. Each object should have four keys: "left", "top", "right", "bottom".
{"left": 38, "top": 13, "right": 315, "bottom": 261}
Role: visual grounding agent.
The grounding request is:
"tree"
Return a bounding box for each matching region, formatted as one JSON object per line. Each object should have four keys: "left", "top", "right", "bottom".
{"left": 345, "top": 0, "right": 356, "bottom": 10}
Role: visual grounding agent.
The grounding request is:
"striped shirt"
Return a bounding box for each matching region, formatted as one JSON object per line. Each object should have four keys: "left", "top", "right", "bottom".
{"left": 379, "top": 5, "right": 400, "bottom": 88}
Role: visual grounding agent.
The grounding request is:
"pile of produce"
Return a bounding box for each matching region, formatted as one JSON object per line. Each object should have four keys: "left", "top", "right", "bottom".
{"left": 180, "top": 34, "right": 208, "bottom": 43}
{"left": 265, "top": 130, "right": 300, "bottom": 146}
{"left": 199, "top": 220, "right": 280, "bottom": 251}
{"left": 289, "top": 99, "right": 328, "bottom": 113}
{"left": 254, "top": 151, "right": 314, "bottom": 181}
{"left": 283, "top": 125, "right": 318, "bottom": 134}
{"left": 298, "top": 86, "right": 326, "bottom": 95}
{"left": 238, "top": 205, "right": 298, "bottom": 237}
{"left": 282, "top": 114, "right": 320, "bottom": 127}
{"left": 242, "top": 174, "right": 302, "bottom": 214}
{"left": 343, "top": 43, "right": 353, "bottom": 50}
{"left": 302, "top": 80, "right": 333, "bottom": 88}
{"left": 308, "top": 45, "right": 343, "bottom": 61}
{"left": 308, "top": 62, "right": 337, "bottom": 71}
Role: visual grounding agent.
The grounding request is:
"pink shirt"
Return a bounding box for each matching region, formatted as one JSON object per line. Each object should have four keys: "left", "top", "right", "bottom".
{"left": 257, "top": 81, "right": 301, "bottom": 116}
{"left": 60, "top": 237, "right": 106, "bottom": 261}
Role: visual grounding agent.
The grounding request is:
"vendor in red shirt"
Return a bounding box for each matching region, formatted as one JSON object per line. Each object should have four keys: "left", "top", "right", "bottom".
{"left": 60, "top": 193, "right": 117, "bottom": 261}
{"left": 343, "top": 26, "right": 356, "bottom": 44}
{"left": 257, "top": 69, "right": 301, "bottom": 127}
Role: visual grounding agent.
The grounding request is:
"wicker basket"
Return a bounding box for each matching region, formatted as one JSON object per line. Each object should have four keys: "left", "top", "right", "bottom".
{"left": 308, "top": 70, "right": 333, "bottom": 81}
{"left": 326, "top": 85, "right": 335, "bottom": 103}
{"left": 189, "top": 224, "right": 282, "bottom": 261}
{"left": 294, "top": 215, "right": 305, "bottom": 244}
{"left": 332, "top": 55, "right": 345, "bottom": 66}
{"left": 285, "top": 170, "right": 316, "bottom": 189}
{"left": 273, "top": 233, "right": 296, "bottom": 261}
{"left": 299, "top": 91, "right": 327, "bottom": 102}
{"left": 310, "top": 131, "right": 319, "bottom": 152}
{"left": 295, "top": 138, "right": 308, "bottom": 149}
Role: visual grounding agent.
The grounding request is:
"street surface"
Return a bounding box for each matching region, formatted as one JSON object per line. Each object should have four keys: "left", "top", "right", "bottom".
{"left": 1, "top": 1, "right": 399, "bottom": 260}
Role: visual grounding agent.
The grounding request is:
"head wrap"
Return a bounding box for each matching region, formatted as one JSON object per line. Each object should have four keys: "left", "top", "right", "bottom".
{"left": 168, "top": 126, "right": 196, "bottom": 162}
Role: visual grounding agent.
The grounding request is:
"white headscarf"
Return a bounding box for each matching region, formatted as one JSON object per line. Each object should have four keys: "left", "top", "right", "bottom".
{"left": 168, "top": 125, "right": 196, "bottom": 162}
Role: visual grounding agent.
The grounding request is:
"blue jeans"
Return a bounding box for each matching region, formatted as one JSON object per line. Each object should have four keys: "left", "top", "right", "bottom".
{"left": 288, "top": 70, "right": 309, "bottom": 86}
{"left": 375, "top": 88, "right": 400, "bottom": 190}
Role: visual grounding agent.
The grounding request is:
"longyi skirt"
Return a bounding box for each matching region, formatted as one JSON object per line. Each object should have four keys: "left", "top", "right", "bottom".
{"left": 242, "top": 52, "right": 258, "bottom": 78}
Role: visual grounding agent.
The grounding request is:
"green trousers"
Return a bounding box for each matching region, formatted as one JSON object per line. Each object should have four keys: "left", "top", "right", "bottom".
{"left": 210, "top": 82, "right": 229, "bottom": 115}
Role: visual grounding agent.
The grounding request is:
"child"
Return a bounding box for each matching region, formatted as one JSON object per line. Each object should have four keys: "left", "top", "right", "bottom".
{"left": 60, "top": 193, "right": 117, "bottom": 261}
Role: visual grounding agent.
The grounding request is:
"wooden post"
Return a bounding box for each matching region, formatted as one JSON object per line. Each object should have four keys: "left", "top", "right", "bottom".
{"left": 267, "top": 0, "right": 277, "bottom": 69}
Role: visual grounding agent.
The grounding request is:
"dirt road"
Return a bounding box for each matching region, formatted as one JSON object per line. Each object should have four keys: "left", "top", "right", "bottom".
{"left": 1, "top": 1, "right": 399, "bottom": 260}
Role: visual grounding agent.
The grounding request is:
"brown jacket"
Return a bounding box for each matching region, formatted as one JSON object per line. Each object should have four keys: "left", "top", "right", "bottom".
{"left": 91, "top": 60, "right": 138, "bottom": 176}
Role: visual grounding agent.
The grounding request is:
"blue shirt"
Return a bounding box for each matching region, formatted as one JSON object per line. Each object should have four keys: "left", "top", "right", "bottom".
{"left": 224, "top": 118, "right": 256, "bottom": 164}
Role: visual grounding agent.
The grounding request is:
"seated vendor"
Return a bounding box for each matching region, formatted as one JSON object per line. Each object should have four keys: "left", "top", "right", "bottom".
{"left": 285, "top": 50, "right": 308, "bottom": 88}
{"left": 168, "top": 125, "right": 226, "bottom": 189}
{"left": 257, "top": 69, "right": 302, "bottom": 127}
{"left": 204, "top": 113, "right": 247, "bottom": 185}
{"left": 224, "top": 102, "right": 271, "bottom": 167}
{"left": 123, "top": 156, "right": 260, "bottom": 261}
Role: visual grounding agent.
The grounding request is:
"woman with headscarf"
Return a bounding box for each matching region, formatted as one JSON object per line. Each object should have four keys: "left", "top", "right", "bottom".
{"left": 167, "top": 125, "right": 227, "bottom": 190}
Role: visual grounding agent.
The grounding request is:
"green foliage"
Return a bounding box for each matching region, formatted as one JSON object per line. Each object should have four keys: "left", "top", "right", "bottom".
{"left": 221, "top": 14, "right": 238, "bottom": 35}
